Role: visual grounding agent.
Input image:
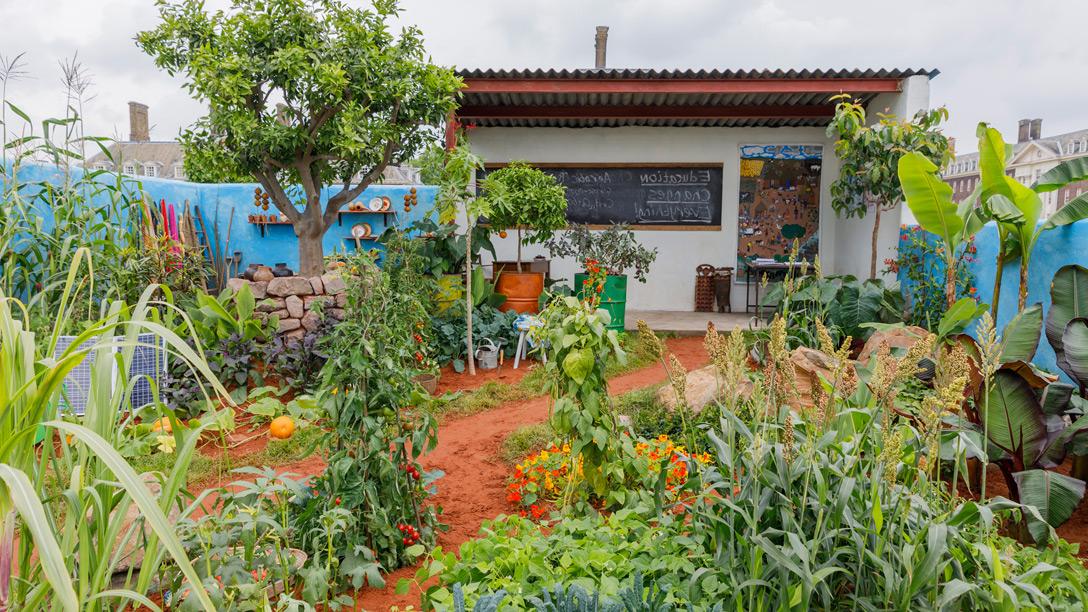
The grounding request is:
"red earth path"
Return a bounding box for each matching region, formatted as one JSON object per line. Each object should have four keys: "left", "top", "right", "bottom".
{"left": 354, "top": 335, "right": 710, "bottom": 610}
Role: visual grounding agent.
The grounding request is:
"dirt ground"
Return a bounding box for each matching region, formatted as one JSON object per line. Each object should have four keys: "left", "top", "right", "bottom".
{"left": 354, "top": 336, "right": 709, "bottom": 610}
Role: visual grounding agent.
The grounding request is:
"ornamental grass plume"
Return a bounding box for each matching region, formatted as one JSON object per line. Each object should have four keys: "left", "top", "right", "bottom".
{"left": 975, "top": 311, "right": 1001, "bottom": 382}
{"left": 668, "top": 353, "right": 688, "bottom": 409}
{"left": 921, "top": 371, "right": 969, "bottom": 480}
{"left": 881, "top": 428, "right": 904, "bottom": 486}
{"left": 636, "top": 319, "right": 666, "bottom": 360}
{"left": 894, "top": 333, "right": 937, "bottom": 387}
{"left": 706, "top": 323, "right": 749, "bottom": 413}
{"left": 815, "top": 319, "right": 836, "bottom": 355}
{"left": 813, "top": 254, "right": 824, "bottom": 279}
{"left": 764, "top": 315, "right": 798, "bottom": 409}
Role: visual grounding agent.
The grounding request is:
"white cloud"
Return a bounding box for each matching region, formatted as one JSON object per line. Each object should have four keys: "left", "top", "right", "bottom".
{"left": 1, "top": 0, "right": 1085, "bottom": 152}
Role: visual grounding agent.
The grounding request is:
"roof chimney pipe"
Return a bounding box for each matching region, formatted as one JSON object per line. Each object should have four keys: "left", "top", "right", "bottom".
{"left": 128, "top": 101, "right": 149, "bottom": 142}
{"left": 594, "top": 26, "right": 609, "bottom": 69}
{"left": 1017, "top": 119, "right": 1031, "bottom": 144}
{"left": 1029, "top": 118, "right": 1042, "bottom": 141}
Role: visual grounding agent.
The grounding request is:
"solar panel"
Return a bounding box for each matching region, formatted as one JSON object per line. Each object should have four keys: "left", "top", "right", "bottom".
{"left": 55, "top": 332, "right": 167, "bottom": 415}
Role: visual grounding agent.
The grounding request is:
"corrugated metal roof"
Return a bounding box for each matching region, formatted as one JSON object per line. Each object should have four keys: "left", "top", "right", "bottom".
{"left": 455, "top": 68, "right": 935, "bottom": 128}
{"left": 456, "top": 67, "right": 939, "bottom": 80}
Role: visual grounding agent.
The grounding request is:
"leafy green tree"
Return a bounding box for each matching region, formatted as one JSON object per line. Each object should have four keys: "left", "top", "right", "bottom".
{"left": 434, "top": 139, "right": 492, "bottom": 375}
{"left": 483, "top": 162, "right": 568, "bottom": 271}
{"left": 137, "top": 0, "right": 461, "bottom": 276}
{"left": 827, "top": 95, "right": 953, "bottom": 279}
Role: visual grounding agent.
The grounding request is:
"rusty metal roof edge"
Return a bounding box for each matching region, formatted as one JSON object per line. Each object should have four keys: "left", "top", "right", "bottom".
{"left": 455, "top": 67, "right": 939, "bottom": 80}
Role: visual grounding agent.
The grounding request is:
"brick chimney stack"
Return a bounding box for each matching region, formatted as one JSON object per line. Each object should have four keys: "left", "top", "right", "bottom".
{"left": 1017, "top": 119, "right": 1031, "bottom": 143}
{"left": 128, "top": 101, "right": 149, "bottom": 142}
{"left": 1029, "top": 118, "right": 1043, "bottom": 141}
{"left": 594, "top": 26, "right": 609, "bottom": 69}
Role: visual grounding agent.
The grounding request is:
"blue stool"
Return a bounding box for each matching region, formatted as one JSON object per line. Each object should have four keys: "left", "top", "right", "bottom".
{"left": 512, "top": 315, "right": 545, "bottom": 369}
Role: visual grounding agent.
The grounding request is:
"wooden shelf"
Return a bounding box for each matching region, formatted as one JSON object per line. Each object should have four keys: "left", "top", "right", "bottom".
{"left": 337, "top": 210, "right": 395, "bottom": 226}
{"left": 249, "top": 219, "right": 292, "bottom": 237}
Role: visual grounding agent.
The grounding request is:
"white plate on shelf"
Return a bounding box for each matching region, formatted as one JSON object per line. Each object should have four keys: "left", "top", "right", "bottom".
{"left": 351, "top": 223, "right": 371, "bottom": 239}
{"left": 367, "top": 197, "right": 385, "bottom": 212}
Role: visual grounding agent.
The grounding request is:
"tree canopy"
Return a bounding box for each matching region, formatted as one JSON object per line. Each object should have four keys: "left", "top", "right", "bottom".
{"left": 138, "top": 0, "right": 462, "bottom": 274}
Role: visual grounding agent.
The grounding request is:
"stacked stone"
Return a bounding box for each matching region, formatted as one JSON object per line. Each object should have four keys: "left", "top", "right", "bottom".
{"left": 227, "top": 272, "right": 347, "bottom": 339}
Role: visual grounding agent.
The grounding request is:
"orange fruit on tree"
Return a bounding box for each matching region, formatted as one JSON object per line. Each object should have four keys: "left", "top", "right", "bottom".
{"left": 270, "top": 415, "right": 296, "bottom": 440}
{"left": 499, "top": 230, "right": 508, "bottom": 239}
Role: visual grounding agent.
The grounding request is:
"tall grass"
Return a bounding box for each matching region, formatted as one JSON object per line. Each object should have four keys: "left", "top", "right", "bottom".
{"left": 0, "top": 249, "right": 230, "bottom": 611}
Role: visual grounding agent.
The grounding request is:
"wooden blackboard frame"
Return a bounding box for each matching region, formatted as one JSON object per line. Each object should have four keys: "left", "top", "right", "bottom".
{"left": 481, "top": 162, "right": 724, "bottom": 231}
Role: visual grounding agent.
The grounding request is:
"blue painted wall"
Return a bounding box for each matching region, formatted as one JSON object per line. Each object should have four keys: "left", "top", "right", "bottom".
{"left": 8, "top": 162, "right": 437, "bottom": 273}
{"left": 899, "top": 219, "right": 1088, "bottom": 377}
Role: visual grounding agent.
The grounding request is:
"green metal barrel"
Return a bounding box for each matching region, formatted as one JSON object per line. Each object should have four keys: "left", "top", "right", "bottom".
{"left": 574, "top": 273, "right": 628, "bottom": 331}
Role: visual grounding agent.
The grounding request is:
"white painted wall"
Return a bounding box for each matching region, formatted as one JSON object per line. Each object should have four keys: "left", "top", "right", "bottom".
{"left": 467, "top": 90, "right": 924, "bottom": 310}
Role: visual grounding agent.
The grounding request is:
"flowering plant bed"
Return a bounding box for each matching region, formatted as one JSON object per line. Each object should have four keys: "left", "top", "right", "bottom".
{"left": 505, "top": 434, "right": 710, "bottom": 516}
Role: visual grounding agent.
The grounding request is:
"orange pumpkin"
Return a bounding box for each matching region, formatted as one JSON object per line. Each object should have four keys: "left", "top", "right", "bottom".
{"left": 270, "top": 415, "right": 296, "bottom": 440}
{"left": 151, "top": 417, "right": 172, "bottom": 433}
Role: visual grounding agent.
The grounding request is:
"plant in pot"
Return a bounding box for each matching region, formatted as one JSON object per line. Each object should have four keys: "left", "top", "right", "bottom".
{"left": 408, "top": 217, "right": 496, "bottom": 314}
{"left": 482, "top": 162, "right": 568, "bottom": 313}
{"left": 545, "top": 224, "right": 658, "bottom": 330}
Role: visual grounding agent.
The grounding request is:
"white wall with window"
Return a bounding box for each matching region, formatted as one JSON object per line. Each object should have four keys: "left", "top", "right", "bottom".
{"left": 144, "top": 164, "right": 158, "bottom": 178}
{"left": 122, "top": 163, "right": 136, "bottom": 176}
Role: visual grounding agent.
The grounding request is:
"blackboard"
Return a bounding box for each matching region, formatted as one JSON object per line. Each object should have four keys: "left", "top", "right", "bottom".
{"left": 480, "top": 164, "right": 723, "bottom": 229}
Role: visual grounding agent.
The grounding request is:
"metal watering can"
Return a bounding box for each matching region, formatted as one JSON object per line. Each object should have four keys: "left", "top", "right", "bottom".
{"left": 475, "top": 338, "right": 500, "bottom": 370}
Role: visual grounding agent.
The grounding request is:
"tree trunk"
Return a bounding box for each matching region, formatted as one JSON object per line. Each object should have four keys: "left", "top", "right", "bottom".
{"left": 991, "top": 232, "right": 1005, "bottom": 320}
{"left": 516, "top": 228, "right": 523, "bottom": 273}
{"left": 465, "top": 212, "right": 476, "bottom": 376}
{"left": 295, "top": 213, "right": 326, "bottom": 277}
{"left": 869, "top": 205, "right": 882, "bottom": 280}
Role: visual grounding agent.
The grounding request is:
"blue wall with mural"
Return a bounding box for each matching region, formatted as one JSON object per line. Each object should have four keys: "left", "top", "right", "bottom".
{"left": 899, "top": 219, "right": 1088, "bottom": 377}
{"left": 10, "top": 162, "right": 437, "bottom": 273}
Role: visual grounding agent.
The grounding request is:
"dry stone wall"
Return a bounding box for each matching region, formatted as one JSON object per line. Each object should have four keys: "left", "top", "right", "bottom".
{"left": 227, "top": 272, "right": 348, "bottom": 339}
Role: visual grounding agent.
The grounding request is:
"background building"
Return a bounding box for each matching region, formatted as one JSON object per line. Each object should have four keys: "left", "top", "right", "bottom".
{"left": 85, "top": 102, "right": 186, "bottom": 180}
{"left": 943, "top": 118, "right": 1088, "bottom": 214}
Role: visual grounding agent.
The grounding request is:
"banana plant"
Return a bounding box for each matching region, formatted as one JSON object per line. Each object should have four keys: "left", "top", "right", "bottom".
{"left": 189, "top": 282, "right": 265, "bottom": 344}
{"left": 976, "top": 124, "right": 1088, "bottom": 314}
{"left": 897, "top": 152, "right": 985, "bottom": 309}
{"left": 1045, "top": 264, "right": 1088, "bottom": 391}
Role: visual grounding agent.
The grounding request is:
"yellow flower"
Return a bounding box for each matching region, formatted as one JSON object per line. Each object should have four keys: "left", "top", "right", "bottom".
{"left": 155, "top": 435, "right": 176, "bottom": 455}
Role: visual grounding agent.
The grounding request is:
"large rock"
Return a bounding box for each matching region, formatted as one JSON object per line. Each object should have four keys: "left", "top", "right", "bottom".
{"left": 285, "top": 295, "right": 305, "bottom": 318}
{"left": 790, "top": 346, "right": 847, "bottom": 407}
{"left": 277, "top": 317, "right": 302, "bottom": 332}
{"left": 858, "top": 325, "right": 930, "bottom": 363}
{"left": 256, "top": 297, "right": 286, "bottom": 313}
{"left": 308, "top": 275, "right": 324, "bottom": 295}
{"left": 321, "top": 272, "right": 346, "bottom": 295}
{"left": 301, "top": 310, "right": 322, "bottom": 331}
{"left": 226, "top": 277, "right": 248, "bottom": 294}
{"left": 303, "top": 295, "right": 331, "bottom": 309}
{"left": 655, "top": 364, "right": 753, "bottom": 414}
{"left": 267, "top": 276, "right": 315, "bottom": 297}
{"left": 335, "top": 292, "right": 348, "bottom": 308}
{"left": 250, "top": 280, "right": 268, "bottom": 300}
{"left": 328, "top": 307, "right": 346, "bottom": 321}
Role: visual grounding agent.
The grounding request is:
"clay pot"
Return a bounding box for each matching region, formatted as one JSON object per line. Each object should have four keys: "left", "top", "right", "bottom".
{"left": 272, "top": 263, "right": 294, "bottom": 278}
{"left": 496, "top": 271, "right": 545, "bottom": 314}
{"left": 253, "top": 266, "right": 275, "bottom": 282}
{"left": 243, "top": 263, "right": 260, "bottom": 281}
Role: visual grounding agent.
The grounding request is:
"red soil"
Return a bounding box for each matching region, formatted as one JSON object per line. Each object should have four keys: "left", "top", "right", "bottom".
{"left": 178, "top": 336, "right": 708, "bottom": 610}
{"left": 354, "top": 336, "right": 709, "bottom": 610}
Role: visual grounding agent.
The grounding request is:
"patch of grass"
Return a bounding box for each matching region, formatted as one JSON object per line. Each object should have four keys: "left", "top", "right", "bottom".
{"left": 432, "top": 381, "right": 537, "bottom": 419}
{"left": 604, "top": 331, "right": 674, "bottom": 378}
{"left": 615, "top": 384, "right": 720, "bottom": 447}
{"left": 499, "top": 422, "right": 555, "bottom": 464}
{"left": 130, "top": 425, "right": 324, "bottom": 488}
{"left": 429, "top": 331, "right": 673, "bottom": 420}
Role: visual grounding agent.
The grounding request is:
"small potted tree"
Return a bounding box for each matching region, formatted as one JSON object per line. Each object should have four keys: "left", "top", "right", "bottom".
{"left": 482, "top": 162, "right": 568, "bottom": 313}
{"left": 545, "top": 224, "right": 658, "bottom": 330}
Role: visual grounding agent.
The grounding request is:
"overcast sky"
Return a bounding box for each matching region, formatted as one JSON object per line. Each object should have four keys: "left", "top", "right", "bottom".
{"left": 2, "top": 0, "right": 1085, "bottom": 155}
